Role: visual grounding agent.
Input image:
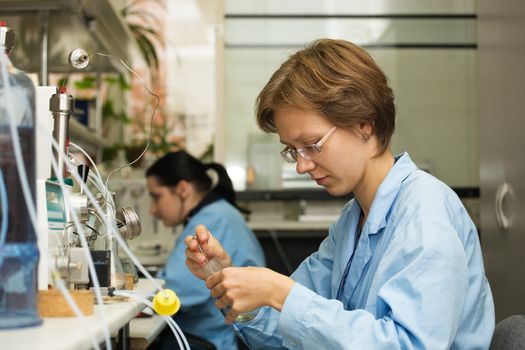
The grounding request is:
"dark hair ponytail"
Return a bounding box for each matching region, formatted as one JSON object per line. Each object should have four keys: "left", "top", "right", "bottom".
{"left": 205, "top": 162, "right": 236, "bottom": 206}
{"left": 146, "top": 150, "right": 245, "bottom": 212}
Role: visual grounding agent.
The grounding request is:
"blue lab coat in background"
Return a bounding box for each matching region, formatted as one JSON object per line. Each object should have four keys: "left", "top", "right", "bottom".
{"left": 158, "top": 198, "right": 265, "bottom": 350}
{"left": 236, "top": 152, "right": 495, "bottom": 350}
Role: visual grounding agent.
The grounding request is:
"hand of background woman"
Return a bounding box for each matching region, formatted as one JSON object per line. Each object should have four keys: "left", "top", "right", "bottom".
{"left": 206, "top": 266, "right": 296, "bottom": 324}
{"left": 184, "top": 224, "right": 232, "bottom": 280}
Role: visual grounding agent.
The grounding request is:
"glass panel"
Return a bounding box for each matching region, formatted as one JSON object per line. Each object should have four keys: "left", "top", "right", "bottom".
{"left": 373, "top": 49, "right": 478, "bottom": 188}
{"left": 226, "top": 19, "right": 476, "bottom": 47}
{"left": 226, "top": 0, "right": 476, "bottom": 15}
{"left": 223, "top": 1, "right": 478, "bottom": 190}
{"left": 224, "top": 48, "right": 477, "bottom": 189}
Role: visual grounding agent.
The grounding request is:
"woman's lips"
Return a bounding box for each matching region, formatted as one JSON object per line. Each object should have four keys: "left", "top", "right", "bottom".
{"left": 315, "top": 176, "right": 328, "bottom": 186}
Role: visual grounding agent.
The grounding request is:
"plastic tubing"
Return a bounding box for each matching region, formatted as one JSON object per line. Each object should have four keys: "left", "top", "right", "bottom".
{"left": 48, "top": 144, "right": 110, "bottom": 350}
{"left": 52, "top": 275, "right": 101, "bottom": 350}
{"left": 48, "top": 136, "right": 164, "bottom": 293}
{"left": 69, "top": 141, "right": 103, "bottom": 185}
{"left": 33, "top": 121, "right": 111, "bottom": 348}
{"left": 66, "top": 53, "right": 165, "bottom": 294}
{"left": 68, "top": 153, "right": 108, "bottom": 215}
{"left": 113, "top": 290, "right": 190, "bottom": 350}
{"left": 0, "top": 169, "right": 8, "bottom": 246}
{"left": 1, "top": 52, "right": 103, "bottom": 350}
{"left": 68, "top": 152, "right": 116, "bottom": 225}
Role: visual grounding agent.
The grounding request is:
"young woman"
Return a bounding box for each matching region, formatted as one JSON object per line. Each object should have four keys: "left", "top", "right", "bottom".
{"left": 184, "top": 39, "right": 495, "bottom": 349}
{"left": 146, "top": 150, "right": 265, "bottom": 349}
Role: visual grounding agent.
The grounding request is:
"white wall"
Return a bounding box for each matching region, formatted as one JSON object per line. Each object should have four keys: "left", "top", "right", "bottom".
{"left": 165, "top": 0, "right": 224, "bottom": 158}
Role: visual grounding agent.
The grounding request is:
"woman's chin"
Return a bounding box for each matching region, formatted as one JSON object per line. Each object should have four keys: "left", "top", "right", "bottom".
{"left": 325, "top": 185, "right": 351, "bottom": 197}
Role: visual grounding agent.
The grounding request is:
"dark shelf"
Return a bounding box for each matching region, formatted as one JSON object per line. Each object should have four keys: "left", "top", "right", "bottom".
{"left": 237, "top": 187, "right": 479, "bottom": 201}
{"left": 237, "top": 189, "right": 351, "bottom": 201}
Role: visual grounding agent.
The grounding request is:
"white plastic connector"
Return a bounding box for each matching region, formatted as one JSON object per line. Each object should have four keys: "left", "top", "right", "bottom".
{"left": 68, "top": 49, "right": 89, "bottom": 69}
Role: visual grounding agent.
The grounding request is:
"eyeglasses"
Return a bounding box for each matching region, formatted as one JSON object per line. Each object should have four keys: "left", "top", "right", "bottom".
{"left": 280, "top": 126, "right": 337, "bottom": 163}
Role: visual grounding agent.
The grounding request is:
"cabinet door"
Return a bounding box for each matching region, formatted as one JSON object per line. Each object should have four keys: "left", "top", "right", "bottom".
{"left": 478, "top": 0, "right": 525, "bottom": 321}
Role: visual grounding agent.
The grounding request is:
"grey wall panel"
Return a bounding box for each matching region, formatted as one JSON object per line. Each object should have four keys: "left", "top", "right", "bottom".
{"left": 478, "top": 0, "right": 525, "bottom": 321}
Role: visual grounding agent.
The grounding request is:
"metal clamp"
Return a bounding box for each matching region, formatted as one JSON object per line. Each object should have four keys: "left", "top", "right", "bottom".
{"left": 116, "top": 207, "right": 142, "bottom": 240}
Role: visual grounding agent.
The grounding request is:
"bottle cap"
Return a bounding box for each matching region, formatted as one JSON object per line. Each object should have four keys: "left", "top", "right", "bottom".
{"left": 0, "top": 23, "right": 14, "bottom": 52}
{"left": 152, "top": 289, "right": 180, "bottom": 316}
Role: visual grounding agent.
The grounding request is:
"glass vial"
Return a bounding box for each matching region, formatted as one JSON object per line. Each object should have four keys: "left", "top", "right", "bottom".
{"left": 197, "top": 240, "right": 259, "bottom": 323}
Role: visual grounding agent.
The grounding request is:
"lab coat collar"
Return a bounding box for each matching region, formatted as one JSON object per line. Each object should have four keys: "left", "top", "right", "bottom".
{"left": 365, "top": 152, "right": 417, "bottom": 235}
{"left": 184, "top": 191, "right": 222, "bottom": 226}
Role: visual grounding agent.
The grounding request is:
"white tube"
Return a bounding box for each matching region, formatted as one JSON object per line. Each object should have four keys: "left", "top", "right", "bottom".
{"left": 48, "top": 136, "right": 164, "bottom": 293}
{"left": 0, "top": 52, "right": 102, "bottom": 350}
{"left": 48, "top": 145, "right": 111, "bottom": 350}
{"left": 52, "top": 276, "right": 101, "bottom": 350}
{"left": 69, "top": 141, "right": 104, "bottom": 185}
{"left": 61, "top": 51, "right": 164, "bottom": 296}
{"left": 113, "top": 290, "right": 190, "bottom": 350}
{"left": 33, "top": 118, "right": 111, "bottom": 348}
{"left": 0, "top": 169, "right": 8, "bottom": 246}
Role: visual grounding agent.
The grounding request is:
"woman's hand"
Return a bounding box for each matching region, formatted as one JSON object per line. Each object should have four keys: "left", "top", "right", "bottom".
{"left": 184, "top": 224, "right": 232, "bottom": 280}
{"left": 206, "top": 266, "right": 296, "bottom": 324}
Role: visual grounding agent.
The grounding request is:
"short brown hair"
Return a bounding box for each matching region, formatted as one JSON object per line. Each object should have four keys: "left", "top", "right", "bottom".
{"left": 255, "top": 39, "right": 395, "bottom": 154}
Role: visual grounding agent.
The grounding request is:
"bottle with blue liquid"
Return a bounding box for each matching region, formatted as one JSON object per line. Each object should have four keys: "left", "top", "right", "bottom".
{"left": 0, "top": 22, "right": 42, "bottom": 329}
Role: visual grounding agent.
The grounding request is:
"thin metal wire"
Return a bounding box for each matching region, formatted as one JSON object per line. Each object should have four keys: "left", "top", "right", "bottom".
{"left": 90, "top": 210, "right": 107, "bottom": 230}
{"left": 93, "top": 52, "right": 161, "bottom": 192}
{"left": 76, "top": 51, "right": 160, "bottom": 213}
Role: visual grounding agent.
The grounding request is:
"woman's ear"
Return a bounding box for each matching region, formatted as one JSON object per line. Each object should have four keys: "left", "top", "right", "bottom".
{"left": 174, "top": 180, "right": 191, "bottom": 198}
{"left": 358, "top": 122, "right": 373, "bottom": 141}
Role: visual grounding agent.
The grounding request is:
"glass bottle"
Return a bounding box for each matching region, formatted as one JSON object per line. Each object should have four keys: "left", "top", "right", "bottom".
{"left": 0, "top": 22, "right": 42, "bottom": 329}
{"left": 197, "top": 240, "right": 260, "bottom": 323}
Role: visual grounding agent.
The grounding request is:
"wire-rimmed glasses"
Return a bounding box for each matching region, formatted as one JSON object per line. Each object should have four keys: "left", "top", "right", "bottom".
{"left": 280, "top": 126, "right": 337, "bottom": 163}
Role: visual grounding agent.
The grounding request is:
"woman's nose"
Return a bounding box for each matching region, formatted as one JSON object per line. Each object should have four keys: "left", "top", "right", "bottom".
{"left": 296, "top": 156, "right": 315, "bottom": 174}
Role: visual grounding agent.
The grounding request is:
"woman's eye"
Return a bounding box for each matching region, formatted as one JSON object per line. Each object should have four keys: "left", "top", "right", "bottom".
{"left": 306, "top": 138, "right": 321, "bottom": 146}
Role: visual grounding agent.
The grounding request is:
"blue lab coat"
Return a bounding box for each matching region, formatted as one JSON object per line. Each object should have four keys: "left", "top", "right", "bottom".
{"left": 236, "top": 152, "right": 495, "bottom": 350}
{"left": 158, "top": 198, "right": 265, "bottom": 350}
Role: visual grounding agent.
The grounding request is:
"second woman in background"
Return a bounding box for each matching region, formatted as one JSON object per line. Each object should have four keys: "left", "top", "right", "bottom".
{"left": 146, "top": 150, "right": 265, "bottom": 350}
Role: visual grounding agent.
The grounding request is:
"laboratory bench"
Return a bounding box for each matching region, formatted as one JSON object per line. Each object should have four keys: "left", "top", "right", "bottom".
{"left": 0, "top": 279, "right": 166, "bottom": 350}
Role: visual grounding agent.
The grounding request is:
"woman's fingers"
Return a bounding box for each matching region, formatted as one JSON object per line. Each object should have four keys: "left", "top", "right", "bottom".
{"left": 206, "top": 270, "right": 221, "bottom": 289}
{"left": 194, "top": 224, "right": 210, "bottom": 245}
{"left": 215, "top": 298, "right": 238, "bottom": 324}
{"left": 184, "top": 235, "right": 198, "bottom": 251}
{"left": 184, "top": 236, "right": 206, "bottom": 265}
{"left": 209, "top": 277, "right": 225, "bottom": 298}
{"left": 193, "top": 225, "right": 218, "bottom": 256}
{"left": 215, "top": 293, "right": 231, "bottom": 309}
{"left": 192, "top": 225, "right": 232, "bottom": 268}
{"left": 224, "top": 311, "right": 237, "bottom": 324}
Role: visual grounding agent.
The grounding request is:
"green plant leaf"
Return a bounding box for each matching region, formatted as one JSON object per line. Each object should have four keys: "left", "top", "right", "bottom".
{"left": 58, "top": 77, "right": 68, "bottom": 87}
{"left": 104, "top": 75, "right": 131, "bottom": 90}
{"left": 74, "top": 76, "right": 97, "bottom": 90}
